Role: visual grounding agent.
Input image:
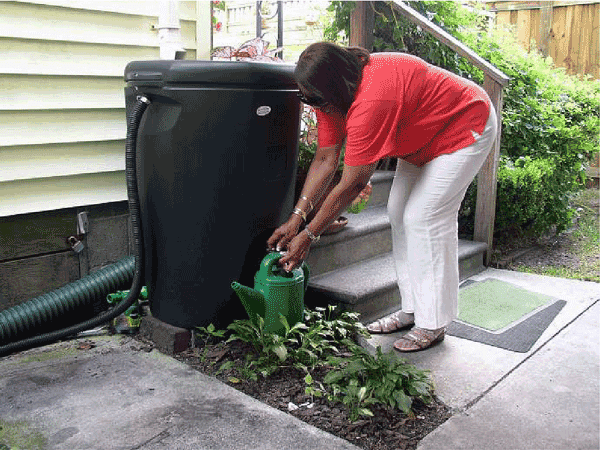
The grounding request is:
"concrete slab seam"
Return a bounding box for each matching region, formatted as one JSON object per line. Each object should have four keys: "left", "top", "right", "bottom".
{"left": 461, "top": 297, "right": 600, "bottom": 412}
{"left": 129, "top": 428, "right": 173, "bottom": 449}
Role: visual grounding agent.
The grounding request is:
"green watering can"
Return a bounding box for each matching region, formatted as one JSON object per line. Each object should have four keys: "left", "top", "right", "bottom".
{"left": 231, "top": 252, "right": 310, "bottom": 335}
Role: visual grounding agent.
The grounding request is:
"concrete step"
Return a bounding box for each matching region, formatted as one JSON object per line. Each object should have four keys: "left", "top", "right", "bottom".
{"left": 366, "top": 170, "right": 394, "bottom": 209}
{"left": 302, "top": 171, "right": 393, "bottom": 276}
{"left": 304, "top": 169, "right": 487, "bottom": 324}
{"left": 306, "top": 205, "right": 392, "bottom": 276}
{"left": 306, "top": 240, "right": 487, "bottom": 324}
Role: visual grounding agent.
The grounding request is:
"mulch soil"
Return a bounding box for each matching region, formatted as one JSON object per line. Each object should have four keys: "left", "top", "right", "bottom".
{"left": 164, "top": 337, "right": 451, "bottom": 450}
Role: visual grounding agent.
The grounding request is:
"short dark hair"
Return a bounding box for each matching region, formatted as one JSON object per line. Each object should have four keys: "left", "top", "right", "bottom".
{"left": 295, "top": 42, "right": 370, "bottom": 114}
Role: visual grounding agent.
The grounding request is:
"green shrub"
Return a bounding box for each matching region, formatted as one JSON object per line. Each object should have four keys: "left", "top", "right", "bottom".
{"left": 496, "top": 156, "right": 575, "bottom": 234}
{"left": 325, "top": 1, "right": 600, "bottom": 237}
{"left": 466, "top": 24, "right": 599, "bottom": 235}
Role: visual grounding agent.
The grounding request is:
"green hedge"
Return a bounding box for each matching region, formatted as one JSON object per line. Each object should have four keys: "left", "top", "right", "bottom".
{"left": 462, "top": 16, "right": 599, "bottom": 235}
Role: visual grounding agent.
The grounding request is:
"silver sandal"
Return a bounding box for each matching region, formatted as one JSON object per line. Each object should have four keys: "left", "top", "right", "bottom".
{"left": 366, "top": 311, "right": 415, "bottom": 334}
{"left": 393, "top": 327, "right": 445, "bottom": 352}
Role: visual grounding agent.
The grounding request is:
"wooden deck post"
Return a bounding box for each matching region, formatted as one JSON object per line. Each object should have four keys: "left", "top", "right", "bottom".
{"left": 350, "top": 1, "right": 374, "bottom": 50}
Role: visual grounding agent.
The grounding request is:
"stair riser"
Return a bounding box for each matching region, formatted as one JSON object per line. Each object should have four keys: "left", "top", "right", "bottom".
{"left": 307, "top": 250, "right": 486, "bottom": 324}
{"left": 306, "top": 286, "right": 401, "bottom": 325}
{"left": 307, "top": 227, "right": 392, "bottom": 276}
{"left": 368, "top": 174, "right": 393, "bottom": 209}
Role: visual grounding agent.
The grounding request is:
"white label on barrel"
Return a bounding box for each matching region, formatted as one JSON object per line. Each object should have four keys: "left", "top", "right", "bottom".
{"left": 256, "top": 106, "right": 271, "bottom": 116}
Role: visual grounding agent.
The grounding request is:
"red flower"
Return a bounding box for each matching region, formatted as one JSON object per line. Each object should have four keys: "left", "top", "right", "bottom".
{"left": 215, "top": 22, "right": 222, "bottom": 31}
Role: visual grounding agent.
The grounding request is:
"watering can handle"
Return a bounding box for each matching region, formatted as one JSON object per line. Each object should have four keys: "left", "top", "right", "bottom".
{"left": 262, "top": 252, "right": 283, "bottom": 277}
{"left": 261, "top": 252, "right": 309, "bottom": 284}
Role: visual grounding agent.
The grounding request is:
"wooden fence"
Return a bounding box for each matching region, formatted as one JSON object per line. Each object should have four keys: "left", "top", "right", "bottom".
{"left": 488, "top": 1, "right": 599, "bottom": 79}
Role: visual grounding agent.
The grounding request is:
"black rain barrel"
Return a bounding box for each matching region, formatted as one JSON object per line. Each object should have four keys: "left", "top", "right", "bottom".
{"left": 124, "top": 60, "right": 301, "bottom": 329}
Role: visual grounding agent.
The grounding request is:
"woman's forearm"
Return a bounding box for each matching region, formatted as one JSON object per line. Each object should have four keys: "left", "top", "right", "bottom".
{"left": 277, "top": 162, "right": 376, "bottom": 271}
{"left": 305, "top": 163, "right": 377, "bottom": 237}
{"left": 305, "top": 181, "right": 362, "bottom": 237}
{"left": 267, "top": 146, "right": 340, "bottom": 252}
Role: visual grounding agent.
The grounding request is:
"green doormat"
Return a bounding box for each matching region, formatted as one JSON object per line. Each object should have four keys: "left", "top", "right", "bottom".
{"left": 447, "top": 278, "right": 566, "bottom": 353}
{"left": 458, "top": 278, "right": 553, "bottom": 331}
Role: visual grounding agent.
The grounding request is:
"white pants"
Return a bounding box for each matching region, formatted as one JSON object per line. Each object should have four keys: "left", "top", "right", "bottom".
{"left": 387, "top": 107, "right": 498, "bottom": 329}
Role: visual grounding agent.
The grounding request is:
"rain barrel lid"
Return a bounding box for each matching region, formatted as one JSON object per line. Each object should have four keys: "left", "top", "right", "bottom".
{"left": 125, "top": 60, "right": 297, "bottom": 88}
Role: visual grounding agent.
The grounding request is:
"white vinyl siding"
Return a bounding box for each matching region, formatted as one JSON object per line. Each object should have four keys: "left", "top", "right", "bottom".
{"left": 1, "top": 172, "right": 127, "bottom": 215}
{"left": 0, "top": 0, "right": 210, "bottom": 217}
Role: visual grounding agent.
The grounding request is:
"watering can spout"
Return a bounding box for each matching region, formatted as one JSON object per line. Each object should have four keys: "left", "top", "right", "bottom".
{"left": 231, "top": 281, "right": 265, "bottom": 322}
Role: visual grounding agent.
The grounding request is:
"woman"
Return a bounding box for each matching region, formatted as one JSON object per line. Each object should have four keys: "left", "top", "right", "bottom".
{"left": 267, "top": 42, "right": 498, "bottom": 352}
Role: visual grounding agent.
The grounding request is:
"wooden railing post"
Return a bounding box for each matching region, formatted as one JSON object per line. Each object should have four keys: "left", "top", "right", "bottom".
{"left": 474, "top": 74, "right": 505, "bottom": 265}
{"left": 350, "top": 1, "right": 374, "bottom": 50}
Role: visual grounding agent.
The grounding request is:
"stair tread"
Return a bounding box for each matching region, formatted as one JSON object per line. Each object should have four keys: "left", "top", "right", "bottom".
{"left": 310, "top": 253, "right": 397, "bottom": 303}
{"left": 310, "top": 169, "right": 393, "bottom": 249}
{"left": 304, "top": 170, "right": 488, "bottom": 313}
{"left": 370, "top": 170, "right": 395, "bottom": 183}
{"left": 316, "top": 170, "right": 393, "bottom": 238}
{"left": 309, "top": 240, "right": 487, "bottom": 305}
{"left": 314, "top": 205, "right": 389, "bottom": 247}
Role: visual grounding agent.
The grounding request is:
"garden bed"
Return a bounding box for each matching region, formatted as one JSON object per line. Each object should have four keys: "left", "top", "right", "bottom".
{"left": 171, "top": 337, "right": 451, "bottom": 450}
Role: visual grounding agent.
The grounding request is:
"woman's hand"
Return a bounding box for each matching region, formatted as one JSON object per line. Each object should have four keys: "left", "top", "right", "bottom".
{"left": 278, "top": 231, "right": 311, "bottom": 272}
{"left": 267, "top": 216, "right": 303, "bottom": 252}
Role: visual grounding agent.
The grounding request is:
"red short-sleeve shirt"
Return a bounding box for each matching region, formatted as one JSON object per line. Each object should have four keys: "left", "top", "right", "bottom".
{"left": 316, "top": 53, "right": 491, "bottom": 167}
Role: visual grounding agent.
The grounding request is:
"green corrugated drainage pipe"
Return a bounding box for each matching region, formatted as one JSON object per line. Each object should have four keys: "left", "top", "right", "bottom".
{"left": 0, "top": 95, "right": 151, "bottom": 357}
{"left": 0, "top": 257, "right": 135, "bottom": 345}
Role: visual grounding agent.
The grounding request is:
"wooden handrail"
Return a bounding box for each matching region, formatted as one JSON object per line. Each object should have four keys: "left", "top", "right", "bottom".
{"left": 390, "top": 1, "right": 510, "bottom": 86}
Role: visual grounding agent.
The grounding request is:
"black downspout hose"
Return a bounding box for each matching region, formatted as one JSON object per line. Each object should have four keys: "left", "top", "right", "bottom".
{"left": 0, "top": 95, "right": 151, "bottom": 357}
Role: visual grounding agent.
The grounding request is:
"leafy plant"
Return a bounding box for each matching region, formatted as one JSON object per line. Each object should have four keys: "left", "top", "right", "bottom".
{"left": 509, "top": 187, "right": 600, "bottom": 282}
{"left": 224, "top": 315, "right": 291, "bottom": 380}
{"left": 324, "top": 345, "right": 433, "bottom": 420}
{"left": 461, "top": 24, "right": 599, "bottom": 236}
{"left": 211, "top": 1, "right": 226, "bottom": 32}
{"left": 197, "top": 305, "right": 434, "bottom": 421}
{"left": 224, "top": 305, "right": 365, "bottom": 379}
{"left": 195, "top": 323, "right": 228, "bottom": 362}
{"left": 297, "top": 105, "right": 319, "bottom": 174}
